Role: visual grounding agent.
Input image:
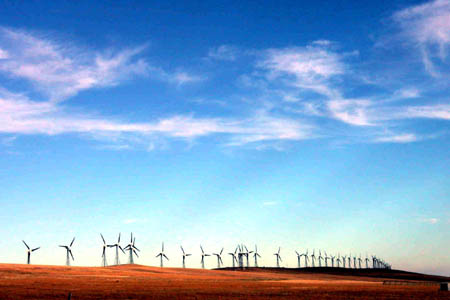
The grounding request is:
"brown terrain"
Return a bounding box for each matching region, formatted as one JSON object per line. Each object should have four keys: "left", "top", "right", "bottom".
{"left": 0, "top": 263, "right": 448, "bottom": 299}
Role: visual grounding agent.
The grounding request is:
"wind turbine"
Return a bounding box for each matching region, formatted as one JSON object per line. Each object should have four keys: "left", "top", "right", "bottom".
{"left": 347, "top": 253, "right": 352, "bottom": 268}
{"left": 180, "top": 246, "right": 191, "bottom": 268}
{"left": 253, "top": 245, "right": 261, "bottom": 267}
{"left": 124, "top": 233, "right": 139, "bottom": 264}
{"left": 358, "top": 255, "right": 362, "bottom": 269}
{"left": 331, "top": 254, "right": 336, "bottom": 267}
{"left": 311, "top": 249, "right": 316, "bottom": 267}
{"left": 365, "top": 255, "right": 369, "bottom": 268}
{"left": 274, "top": 247, "right": 282, "bottom": 268}
{"left": 243, "top": 245, "right": 253, "bottom": 268}
{"left": 100, "top": 233, "right": 108, "bottom": 267}
{"left": 336, "top": 255, "right": 341, "bottom": 268}
{"left": 324, "top": 251, "right": 329, "bottom": 267}
{"left": 213, "top": 248, "right": 224, "bottom": 268}
{"left": 342, "top": 255, "right": 346, "bottom": 268}
{"left": 228, "top": 246, "right": 238, "bottom": 268}
{"left": 200, "top": 245, "right": 210, "bottom": 269}
{"left": 318, "top": 250, "right": 323, "bottom": 267}
{"left": 295, "top": 250, "right": 302, "bottom": 268}
{"left": 59, "top": 237, "right": 75, "bottom": 266}
{"left": 237, "top": 245, "right": 244, "bottom": 268}
{"left": 156, "top": 242, "right": 169, "bottom": 267}
{"left": 353, "top": 255, "right": 357, "bottom": 269}
{"left": 108, "top": 233, "right": 125, "bottom": 265}
{"left": 22, "top": 240, "right": 40, "bottom": 265}
{"left": 303, "top": 249, "right": 309, "bottom": 267}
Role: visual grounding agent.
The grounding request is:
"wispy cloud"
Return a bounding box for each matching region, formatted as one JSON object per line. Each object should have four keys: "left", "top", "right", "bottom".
{"left": 208, "top": 45, "right": 239, "bottom": 61}
{"left": 420, "top": 217, "right": 440, "bottom": 224}
{"left": 0, "top": 27, "right": 149, "bottom": 100}
{"left": 374, "top": 133, "right": 419, "bottom": 143}
{"left": 258, "top": 42, "right": 344, "bottom": 98}
{"left": 393, "top": 0, "right": 450, "bottom": 77}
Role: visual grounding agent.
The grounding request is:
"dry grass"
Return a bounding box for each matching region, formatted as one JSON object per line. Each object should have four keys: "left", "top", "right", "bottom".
{"left": 0, "top": 264, "right": 448, "bottom": 299}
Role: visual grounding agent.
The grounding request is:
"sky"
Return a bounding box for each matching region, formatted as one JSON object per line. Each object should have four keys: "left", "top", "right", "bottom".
{"left": 0, "top": 0, "right": 448, "bottom": 275}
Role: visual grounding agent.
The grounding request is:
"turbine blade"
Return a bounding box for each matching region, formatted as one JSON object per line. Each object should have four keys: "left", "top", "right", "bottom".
{"left": 70, "top": 237, "right": 75, "bottom": 247}
{"left": 134, "top": 246, "right": 140, "bottom": 252}
{"left": 133, "top": 250, "right": 139, "bottom": 257}
{"left": 32, "top": 247, "right": 40, "bottom": 252}
{"left": 100, "top": 233, "right": 105, "bottom": 244}
{"left": 162, "top": 242, "right": 164, "bottom": 252}
{"left": 200, "top": 245, "right": 204, "bottom": 253}
{"left": 130, "top": 232, "right": 133, "bottom": 243}
{"left": 220, "top": 248, "right": 223, "bottom": 255}
{"left": 279, "top": 256, "right": 282, "bottom": 262}
{"left": 69, "top": 250, "right": 74, "bottom": 261}
{"left": 119, "top": 245, "right": 125, "bottom": 254}
{"left": 22, "top": 240, "right": 30, "bottom": 250}
{"left": 180, "top": 245, "right": 185, "bottom": 254}
{"left": 164, "top": 254, "right": 169, "bottom": 260}
{"left": 278, "top": 247, "right": 280, "bottom": 254}
{"left": 186, "top": 254, "right": 191, "bottom": 256}
{"left": 118, "top": 232, "right": 121, "bottom": 243}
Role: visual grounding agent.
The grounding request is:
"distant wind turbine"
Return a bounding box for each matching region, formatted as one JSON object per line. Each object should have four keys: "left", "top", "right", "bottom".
{"left": 213, "top": 248, "right": 224, "bottom": 268}
{"left": 22, "top": 240, "right": 40, "bottom": 265}
{"left": 180, "top": 245, "right": 191, "bottom": 268}
{"left": 156, "top": 242, "right": 169, "bottom": 267}
{"left": 124, "top": 233, "right": 139, "bottom": 264}
{"left": 200, "top": 245, "right": 210, "bottom": 269}
{"left": 108, "top": 233, "right": 125, "bottom": 265}
{"left": 253, "top": 245, "right": 261, "bottom": 267}
{"left": 274, "top": 247, "right": 282, "bottom": 268}
{"left": 100, "top": 233, "right": 108, "bottom": 267}
{"left": 59, "top": 237, "right": 75, "bottom": 266}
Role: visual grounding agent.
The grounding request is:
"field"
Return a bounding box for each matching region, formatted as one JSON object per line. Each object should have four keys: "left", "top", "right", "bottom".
{"left": 0, "top": 263, "right": 448, "bottom": 299}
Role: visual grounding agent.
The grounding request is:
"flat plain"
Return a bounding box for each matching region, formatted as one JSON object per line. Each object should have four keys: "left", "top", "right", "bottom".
{"left": 0, "top": 263, "right": 448, "bottom": 299}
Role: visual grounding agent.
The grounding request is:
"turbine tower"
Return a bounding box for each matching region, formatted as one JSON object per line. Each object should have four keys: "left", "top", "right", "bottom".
{"left": 365, "top": 255, "right": 369, "bottom": 268}
{"left": 358, "top": 255, "right": 362, "bottom": 269}
{"left": 237, "top": 245, "right": 244, "bottom": 268}
{"left": 59, "top": 237, "right": 75, "bottom": 266}
{"left": 324, "top": 251, "right": 329, "bottom": 267}
{"left": 342, "top": 255, "right": 346, "bottom": 268}
{"left": 243, "top": 245, "right": 253, "bottom": 268}
{"left": 124, "top": 233, "right": 139, "bottom": 264}
{"left": 318, "top": 250, "right": 323, "bottom": 267}
{"left": 228, "top": 247, "right": 238, "bottom": 268}
{"left": 353, "top": 256, "right": 357, "bottom": 269}
{"left": 213, "top": 248, "right": 224, "bottom": 268}
{"left": 253, "top": 245, "right": 261, "bottom": 267}
{"left": 336, "top": 256, "right": 341, "bottom": 268}
{"left": 156, "top": 242, "right": 169, "bottom": 267}
{"left": 303, "top": 249, "right": 309, "bottom": 267}
{"left": 274, "top": 247, "right": 282, "bottom": 268}
{"left": 295, "top": 250, "right": 301, "bottom": 268}
{"left": 200, "top": 245, "right": 210, "bottom": 269}
{"left": 347, "top": 253, "right": 352, "bottom": 268}
{"left": 108, "top": 233, "right": 125, "bottom": 265}
{"left": 100, "top": 234, "right": 108, "bottom": 267}
{"left": 311, "top": 249, "right": 316, "bottom": 267}
{"left": 331, "top": 255, "right": 335, "bottom": 267}
{"left": 22, "top": 240, "right": 40, "bottom": 265}
{"left": 180, "top": 246, "right": 191, "bottom": 268}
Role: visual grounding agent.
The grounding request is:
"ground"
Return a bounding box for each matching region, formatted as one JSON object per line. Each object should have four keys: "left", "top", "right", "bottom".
{"left": 0, "top": 264, "right": 448, "bottom": 299}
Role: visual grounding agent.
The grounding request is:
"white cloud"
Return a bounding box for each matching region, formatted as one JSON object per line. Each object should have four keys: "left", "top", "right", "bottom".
{"left": 170, "top": 72, "right": 202, "bottom": 85}
{"left": 393, "top": 0, "right": 450, "bottom": 76}
{"left": 0, "top": 27, "right": 149, "bottom": 100}
{"left": 0, "top": 48, "right": 8, "bottom": 59}
{"left": 0, "top": 89, "right": 313, "bottom": 148}
{"left": 374, "top": 133, "right": 419, "bottom": 143}
{"left": 327, "top": 99, "right": 374, "bottom": 126}
{"left": 259, "top": 42, "right": 344, "bottom": 98}
{"left": 208, "top": 45, "right": 238, "bottom": 61}
{"left": 420, "top": 217, "right": 439, "bottom": 224}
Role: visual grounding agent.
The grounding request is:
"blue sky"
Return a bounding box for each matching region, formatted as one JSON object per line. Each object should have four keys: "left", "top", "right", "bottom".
{"left": 0, "top": 0, "right": 449, "bottom": 275}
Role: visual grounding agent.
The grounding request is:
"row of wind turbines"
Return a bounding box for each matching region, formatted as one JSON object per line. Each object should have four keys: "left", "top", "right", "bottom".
{"left": 22, "top": 233, "right": 391, "bottom": 270}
